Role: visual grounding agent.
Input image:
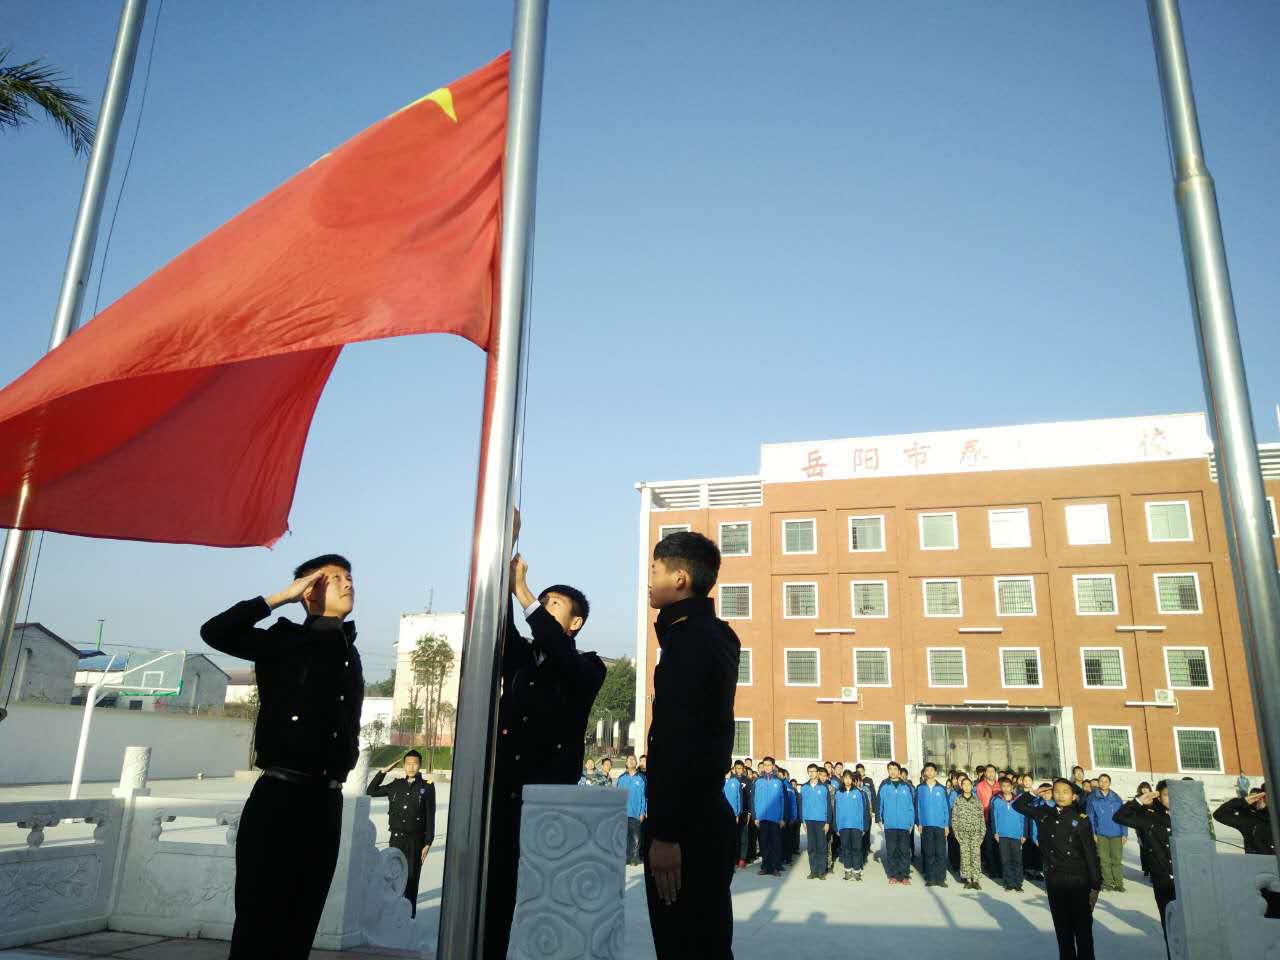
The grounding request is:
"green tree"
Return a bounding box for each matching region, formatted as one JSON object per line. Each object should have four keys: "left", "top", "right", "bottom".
{"left": 410, "top": 634, "right": 455, "bottom": 768}
{"left": 1, "top": 50, "right": 94, "bottom": 155}
{"left": 589, "top": 658, "right": 636, "bottom": 747}
{"left": 364, "top": 668, "right": 395, "bottom": 697}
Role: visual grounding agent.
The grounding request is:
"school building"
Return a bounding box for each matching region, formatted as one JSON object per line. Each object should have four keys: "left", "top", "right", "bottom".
{"left": 633, "top": 412, "right": 1280, "bottom": 794}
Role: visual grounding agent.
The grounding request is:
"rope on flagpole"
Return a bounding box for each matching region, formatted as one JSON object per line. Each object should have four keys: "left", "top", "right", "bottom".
{"left": 2, "top": 531, "right": 44, "bottom": 711}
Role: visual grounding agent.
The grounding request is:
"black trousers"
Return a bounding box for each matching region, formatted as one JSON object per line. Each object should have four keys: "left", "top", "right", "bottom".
{"left": 920, "top": 826, "right": 947, "bottom": 884}
{"left": 747, "top": 818, "right": 759, "bottom": 861}
{"left": 804, "top": 821, "right": 826, "bottom": 875}
{"left": 736, "top": 814, "right": 749, "bottom": 862}
{"left": 627, "top": 817, "right": 643, "bottom": 862}
{"left": 1047, "top": 883, "right": 1095, "bottom": 960}
{"left": 790, "top": 821, "right": 801, "bottom": 861}
{"left": 999, "top": 837, "right": 1024, "bottom": 889}
{"left": 644, "top": 801, "right": 736, "bottom": 960}
{"left": 1155, "top": 880, "right": 1176, "bottom": 958}
{"left": 1024, "top": 837, "right": 1042, "bottom": 873}
{"left": 982, "top": 827, "right": 1001, "bottom": 878}
{"left": 948, "top": 829, "right": 961, "bottom": 872}
{"left": 838, "top": 828, "right": 865, "bottom": 870}
{"left": 883, "top": 828, "right": 912, "bottom": 879}
{"left": 388, "top": 830, "right": 426, "bottom": 917}
{"left": 483, "top": 796, "right": 523, "bottom": 960}
{"left": 230, "top": 776, "right": 342, "bottom": 960}
{"left": 758, "top": 820, "right": 782, "bottom": 873}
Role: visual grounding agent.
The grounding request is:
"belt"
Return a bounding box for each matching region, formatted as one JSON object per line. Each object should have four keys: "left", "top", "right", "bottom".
{"left": 262, "top": 767, "right": 342, "bottom": 790}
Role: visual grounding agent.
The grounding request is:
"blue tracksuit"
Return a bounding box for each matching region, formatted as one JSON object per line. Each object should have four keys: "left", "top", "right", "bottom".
{"left": 617, "top": 772, "right": 647, "bottom": 819}
{"left": 785, "top": 782, "right": 798, "bottom": 823}
{"left": 753, "top": 774, "right": 785, "bottom": 823}
{"left": 723, "top": 776, "right": 743, "bottom": 817}
{"left": 916, "top": 782, "right": 951, "bottom": 829}
{"left": 991, "top": 795, "right": 1027, "bottom": 889}
{"left": 802, "top": 782, "right": 832, "bottom": 823}
{"left": 835, "top": 787, "right": 870, "bottom": 832}
{"left": 878, "top": 780, "right": 917, "bottom": 830}
{"left": 1086, "top": 789, "right": 1127, "bottom": 839}
{"left": 991, "top": 795, "right": 1026, "bottom": 839}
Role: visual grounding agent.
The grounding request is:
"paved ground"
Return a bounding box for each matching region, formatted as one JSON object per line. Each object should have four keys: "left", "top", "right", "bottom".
{"left": 3, "top": 777, "right": 1253, "bottom": 958}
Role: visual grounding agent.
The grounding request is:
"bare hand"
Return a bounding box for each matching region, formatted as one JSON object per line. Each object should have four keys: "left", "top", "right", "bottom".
{"left": 512, "top": 507, "right": 522, "bottom": 544}
{"left": 267, "top": 570, "right": 325, "bottom": 609}
{"left": 648, "top": 839, "right": 682, "bottom": 905}
{"left": 1089, "top": 889, "right": 1099, "bottom": 910}
{"left": 1138, "top": 790, "right": 1156, "bottom": 806}
{"left": 421, "top": 845, "right": 430, "bottom": 863}
{"left": 510, "top": 554, "right": 529, "bottom": 593}
{"left": 1038, "top": 787, "right": 1053, "bottom": 801}
{"left": 1248, "top": 792, "right": 1267, "bottom": 807}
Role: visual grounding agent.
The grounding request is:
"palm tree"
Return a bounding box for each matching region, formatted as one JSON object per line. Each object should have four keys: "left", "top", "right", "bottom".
{"left": 1, "top": 49, "right": 94, "bottom": 155}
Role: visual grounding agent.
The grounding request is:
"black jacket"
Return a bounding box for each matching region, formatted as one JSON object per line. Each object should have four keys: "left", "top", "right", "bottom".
{"left": 1114, "top": 799, "right": 1173, "bottom": 890}
{"left": 1213, "top": 797, "right": 1274, "bottom": 855}
{"left": 201, "top": 597, "right": 363, "bottom": 780}
{"left": 646, "top": 596, "right": 740, "bottom": 843}
{"left": 1013, "top": 793, "right": 1102, "bottom": 890}
{"left": 495, "top": 600, "right": 606, "bottom": 805}
{"left": 367, "top": 772, "right": 437, "bottom": 843}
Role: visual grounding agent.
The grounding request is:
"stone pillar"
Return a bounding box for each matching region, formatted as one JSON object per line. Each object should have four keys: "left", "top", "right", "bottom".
{"left": 343, "top": 745, "right": 371, "bottom": 798}
{"left": 507, "top": 784, "right": 627, "bottom": 960}
{"left": 113, "top": 746, "right": 151, "bottom": 799}
{"left": 1165, "top": 779, "right": 1222, "bottom": 959}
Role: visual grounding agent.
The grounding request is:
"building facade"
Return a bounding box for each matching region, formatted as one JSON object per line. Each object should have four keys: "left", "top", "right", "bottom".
{"left": 4, "top": 623, "right": 79, "bottom": 704}
{"left": 635, "top": 413, "right": 1279, "bottom": 793}
{"left": 392, "top": 611, "right": 465, "bottom": 747}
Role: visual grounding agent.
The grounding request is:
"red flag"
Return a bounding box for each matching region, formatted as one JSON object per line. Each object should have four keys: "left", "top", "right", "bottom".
{"left": 0, "top": 53, "right": 508, "bottom": 547}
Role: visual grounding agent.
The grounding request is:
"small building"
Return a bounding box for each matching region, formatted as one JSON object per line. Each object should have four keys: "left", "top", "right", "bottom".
{"left": 75, "top": 652, "right": 229, "bottom": 714}
{"left": 393, "top": 612, "right": 464, "bottom": 746}
{"left": 223, "top": 667, "right": 256, "bottom": 705}
{"left": 3, "top": 623, "right": 79, "bottom": 704}
{"left": 360, "top": 696, "right": 394, "bottom": 745}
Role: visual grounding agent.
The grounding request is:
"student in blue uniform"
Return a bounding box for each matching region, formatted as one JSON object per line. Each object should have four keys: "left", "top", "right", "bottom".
{"left": 817, "top": 767, "right": 836, "bottom": 873}
{"left": 916, "top": 762, "right": 951, "bottom": 887}
{"left": 617, "top": 755, "right": 648, "bottom": 866}
{"left": 752, "top": 757, "right": 787, "bottom": 877}
{"left": 783, "top": 772, "right": 800, "bottom": 865}
{"left": 836, "top": 770, "right": 870, "bottom": 880}
{"left": 855, "top": 763, "right": 878, "bottom": 861}
{"left": 991, "top": 777, "right": 1027, "bottom": 892}
{"left": 801, "top": 765, "right": 832, "bottom": 879}
{"left": 728, "top": 761, "right": 749, "bottom": 868}
{"left": 878, "top": 761, "right": 917, "bottom": 885}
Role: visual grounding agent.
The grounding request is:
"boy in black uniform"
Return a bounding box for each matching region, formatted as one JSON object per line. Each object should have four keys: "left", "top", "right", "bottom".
{"left": 201, "top": 555, "right": 362, "bottom": 959}
{"left": 644, "top": 532, "right": 740, "bottom": 959}
{"left": 1114, "top": 782, "right": 1175, "bottom": 939}
{"left": 366, "top": 749, "right": 436, "bottom": 916}
{"left": 1014, "top": 779, "right": 1101, "bottom": 960}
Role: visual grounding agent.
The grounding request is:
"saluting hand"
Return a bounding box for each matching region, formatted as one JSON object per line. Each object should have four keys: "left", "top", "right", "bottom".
{"left": 1138, "top": 790, "right": 1157, "bottom": 806}
{"left": 266, "top": 570, "right": 326, "bottom": 609}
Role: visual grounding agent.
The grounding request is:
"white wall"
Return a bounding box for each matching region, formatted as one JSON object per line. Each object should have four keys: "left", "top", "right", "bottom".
{"left": 0, "top": 702, "right": 253, "bottom": 785}
{"left": 393, "top": 612, "right": 464, "bottom": 733}
{"left": 3, "top": 626, "right": 77, "bottom": 704}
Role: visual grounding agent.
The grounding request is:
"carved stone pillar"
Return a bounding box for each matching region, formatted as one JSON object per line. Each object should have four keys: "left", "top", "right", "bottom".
{"left": 507, "top": 785, "right": 627, "bottom": 960}
{"left": 343, "top": 745, "right": 371, "bottom": 798}
{"left": 1165, "top": 779, "right": 1221, "bottom": 959}
{"left": 112, "top": 746, "right": 151, "bottom": 799}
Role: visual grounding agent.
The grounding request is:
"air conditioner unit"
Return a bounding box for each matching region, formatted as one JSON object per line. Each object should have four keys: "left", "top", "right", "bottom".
{"left": 841, "top": 686, "right": 859, "bottom": 702}
{"left": 1153, "top": 688, "right": 1176, "bottom": 705}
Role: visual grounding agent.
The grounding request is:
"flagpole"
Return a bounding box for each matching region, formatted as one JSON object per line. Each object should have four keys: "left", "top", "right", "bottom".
{"left": 437, "top": 1, "right": 547, "bottom": 957}
{"left": 1148, "top": 0, "right": 1280, "bottom": 873}
{"left": 0, "top": 0, "right": 148, "bottom": 722}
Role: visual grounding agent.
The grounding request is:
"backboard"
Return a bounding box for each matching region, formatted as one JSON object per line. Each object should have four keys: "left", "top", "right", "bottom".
{"left": 74, "top": 648, "right": 186, "bottom": 697}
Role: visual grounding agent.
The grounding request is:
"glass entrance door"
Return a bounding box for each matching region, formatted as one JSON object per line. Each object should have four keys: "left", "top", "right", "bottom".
{"left": 922, "top": 723, "right": 1061, "bottom": 780}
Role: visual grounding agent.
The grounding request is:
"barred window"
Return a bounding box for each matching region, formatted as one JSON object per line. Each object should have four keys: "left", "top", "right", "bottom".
{"left": 720, "top": 522, "right": 751, "bottom": 556}
{"left": 924, "top": 580, "right": 962, "bottom": 617}
{"left": 658, "top": 524, "right": 690, "bottom": 541}
{"left": 858, "top": 722, "right": 893, "bottom": 762}
{"left": 1155, "top": 573, "right": 1201, "bottom": 614}
{"left": 784, "top": 582, "right": 818, "bottom": 618}
{"left": 855, "top": 649, "right": 890, "bottom": 686}
{"left": 737, "top": 649, "right": 752, "bottom": 685}
{"left": 1176, "top": 729, "right": 1221, "bottom": 772}
{"left": 849, "top": 515, "right": 884, "bottom": 552}
{"left": 1082, "top": 649, "right": 1125, "bottom": 688}
{"left": 996, "top": 577, "right": 1035, "bottom": 616}
{"left": 1002, "top": 649, "right": 1041, "bottom": 687}
{"left": 928, "top": 649, "right": 966, "bottom": 687}
{"left": 1166, "top": 648, "right": 1210, "bottom": 688}
{"left": 1147, "top": 502, "right": 1192, "bottom": 542}
{"left": 1268, "top": 498, "right": 1278, "bottom": 538}
{"left": 785, "top": 649, "right": 819, "bottom": 685}
{"left": 851, "top": 581, "right": 888, "bottom": 618}
{"left": 783, "top": 519, "right": 816, "bottom": 554}
{"left": 1090, "top": 727, "right": 1134, "bottom": 769}
{"left": 1075, "top": 575, "right": 1117, "bottom": 615}
{"left": 719, "top": 584, "right": 751, "bottom": 620}
{"left": 787, "top": 721, "right": 820, "bottom": 759}
{"left": 733, "top": 720, "right": 752, "bottom": 757}
{"left": 920, "top": 513, "right": 958, "bottom": 550}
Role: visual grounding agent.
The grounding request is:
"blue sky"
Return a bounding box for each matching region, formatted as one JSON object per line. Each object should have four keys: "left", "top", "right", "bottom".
{"left": 3, "top": 2, "right": 1278, "bottom": 681}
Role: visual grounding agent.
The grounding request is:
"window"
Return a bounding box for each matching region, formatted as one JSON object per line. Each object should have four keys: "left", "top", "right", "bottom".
{"left": 989, "top": 508, "right": 1031, "bottom": 549}
{"left": 1074, "top": 574, "right": 1118, "bottom": 615}
{"left": 848, "top": 515, "right": 885, "bottom": 552}
{"left": 854, "top": 649, "right": 891, "bottom": 687}
{"left": 782, "top": 518, "right": 817, "bottom": 554}
{"left": 923, "top": 579, "right": 963, "bottom": 617}
{"left": 919, "top": 512, "right": 958, "bottom": 550}
{"left": 1065, "top": 503, "right": 1111, "bottom": 546}
{"left": 719, "top": 521, "right": 751, "bottom": 557}
{"left": 784, "top": 648, "right": 820, "bottom": 686}
{"left": 786, "top": 720, "right": 821, "bottom": 760}
{"left": 1154, "top": 572, "right": 1202, "bottom": 614}
{"left": 856, "top": 721, "right": 894, "bottom": 762}
{"left": 995, "top": 576, "right": 1036, "bottom": 616}
{"left": 658, "top": 523, "right": 690, "bottom": 541}
{"left": 927, "top": 648, "right": 967, "bottom": 687}
{"left": 1146, "top": 501, "right": 1192, "bottom": 542}
{"left": 1001, "top": 648, "right": 1042, "bottom": 688}
{"left": 851, "top": 580, "right": 889, "bottom": 618}
{"left": 128, "top": 700, "right": 144, "bottom": 711}
{"left": 733, "top": 719, "right": 753, "bottom": 757}
{"left": 1089, "top": 726, "right": 1135, "bottom": 770}
{"left": 784, "top": 582, "right": 818, "bottom": 619}
{"left": 737, "top": 648, "right": 752, "bottom": 686}
{"left": 1174, "top": 727, "right": 1222, "bottom": 773}
{"left": 1165, "top": 647, "right": 1211, "bottom": 689}
{"left": 1268, "top": 498, "right": 1278, "bottom": 538}
{"left": 719, "top": 584, "right": 751, "bottom": 620}
{"left": 1081, "top": 648, "right": 1126, "bottom": 688}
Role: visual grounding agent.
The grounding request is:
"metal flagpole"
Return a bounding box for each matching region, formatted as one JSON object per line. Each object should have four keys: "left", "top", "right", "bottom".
{"left": 1148, "top": 0, "right": 1280, "bottom": 871}
{"left": 437, "top": 1, "right": 547, "bottom": 957}
{"left": 0, "top": 0, "right": 149, "bottom": 722}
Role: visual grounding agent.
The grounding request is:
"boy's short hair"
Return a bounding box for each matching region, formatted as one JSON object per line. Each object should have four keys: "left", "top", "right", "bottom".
{"left": 806, "top": 763, "right": 818, "bottom": 772}
{"left": 653, "top": 531, "right": 721, "bottom": 596}
{"left": 1155, "top": 779, "right": 1170, "bottom": 791}
{"left": 294, "top": 554, "right": 351, "bottom": 579}
{"left": 601, "top": 757, "right": 613, "bottom": 765}
{"left": 923, "top": 762, "right": 937, "bottom": 773}
{"left": 999, "top": 777, "right": 1013, "bottom": 786}
{"left": 541, "top": 584, "right": 590, "bottom": 623}
{"left": 762, "top": 756, "right": 776, "bottom": 764}
{"left": 404, "top": 749, "right": 422, "bottom": 762}
{"left": 886, "top": 761, "right": 900, "bottom": 771}
{"left": 855, "top": 763, "right": 865, "bottom": 771}
{"left": 1052, "top": 778, "right": 1074, "bottom": 790}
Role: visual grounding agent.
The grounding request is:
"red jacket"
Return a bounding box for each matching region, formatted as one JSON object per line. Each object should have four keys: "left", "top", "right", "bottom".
{"left": 975, "top": 778, "right": 1000, "bottom": 815}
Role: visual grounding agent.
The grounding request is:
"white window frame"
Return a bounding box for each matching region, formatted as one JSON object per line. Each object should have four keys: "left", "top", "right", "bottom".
{"left": 855, "top": 720, "right": 895, "bottom": 764}
{"left": 783, "top": 581, "right": 820, "bottom": 620}
{"left": 850, "top": 579, "right": 890, "bottom": 619}
{"left": 1065, "top": 502, "right": 1112, "bottom": 546}
{"left": 1164, "top": 646, "right": 1213, "bottom": 691}
{"left": 999, "top": 647, "right": 1044, "bottom": 689}
{"left": 919, "top": 511, "right": 959, "bottom": 551}
{"left": 1073, "top": 573, "right": 1119, "bottom": 617}
{"left": 733, "top": 717, "right": 754, "bottom": 758}
{"left": 1173, "top": 726, "right": 1224, "bottom": 775}
{"left": 1145, "top": 500, "right": 1194, "bottom": 543}
{"left": 785, "top": 719, "right": 822, "bottom": 764}
{"left": 784, "top": 647, "right": 821, "bottom": 687}
{"left": 1088, "top": 724, "right": 1136, "bottom": 772}
{"left": 718, "top": 583, "right": 752, "bottom": 621}
{"left": 847, "top": 514, "right": 887, "bottom": 553}
{"left": 1080, "top": 646, "right": 1127, "bottom": 689}
{"left": 926, "top": 647, "right": 968, "bottom": 688}
{"left": 1267, "top": 497, "right": 1278, "bottom": 538}
{"left": 853, "top": 647, "right": 893, "bottom": 688}
{"left": 994, "top": 575, "right": 1037, "bottom": 617}
{"left": 922, "top": 578, "right": 964, "bottom": 618}
{"left": 658, "top": 523, "right": 690, "bottom": 541}
{"left": 736, "top": 648, "right": 753, "bottom": 687}
{"left": 988, "top": 507, "right": 1032, "bottom": 549}
{"left": 1154, "top": 571, "right": 1203, "bottom": 615}
{"left": 718, "top": 520, "right": 752, "bottom": 557}
{"left": 782, "top": 518, "right": 818, "bottom": 556}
